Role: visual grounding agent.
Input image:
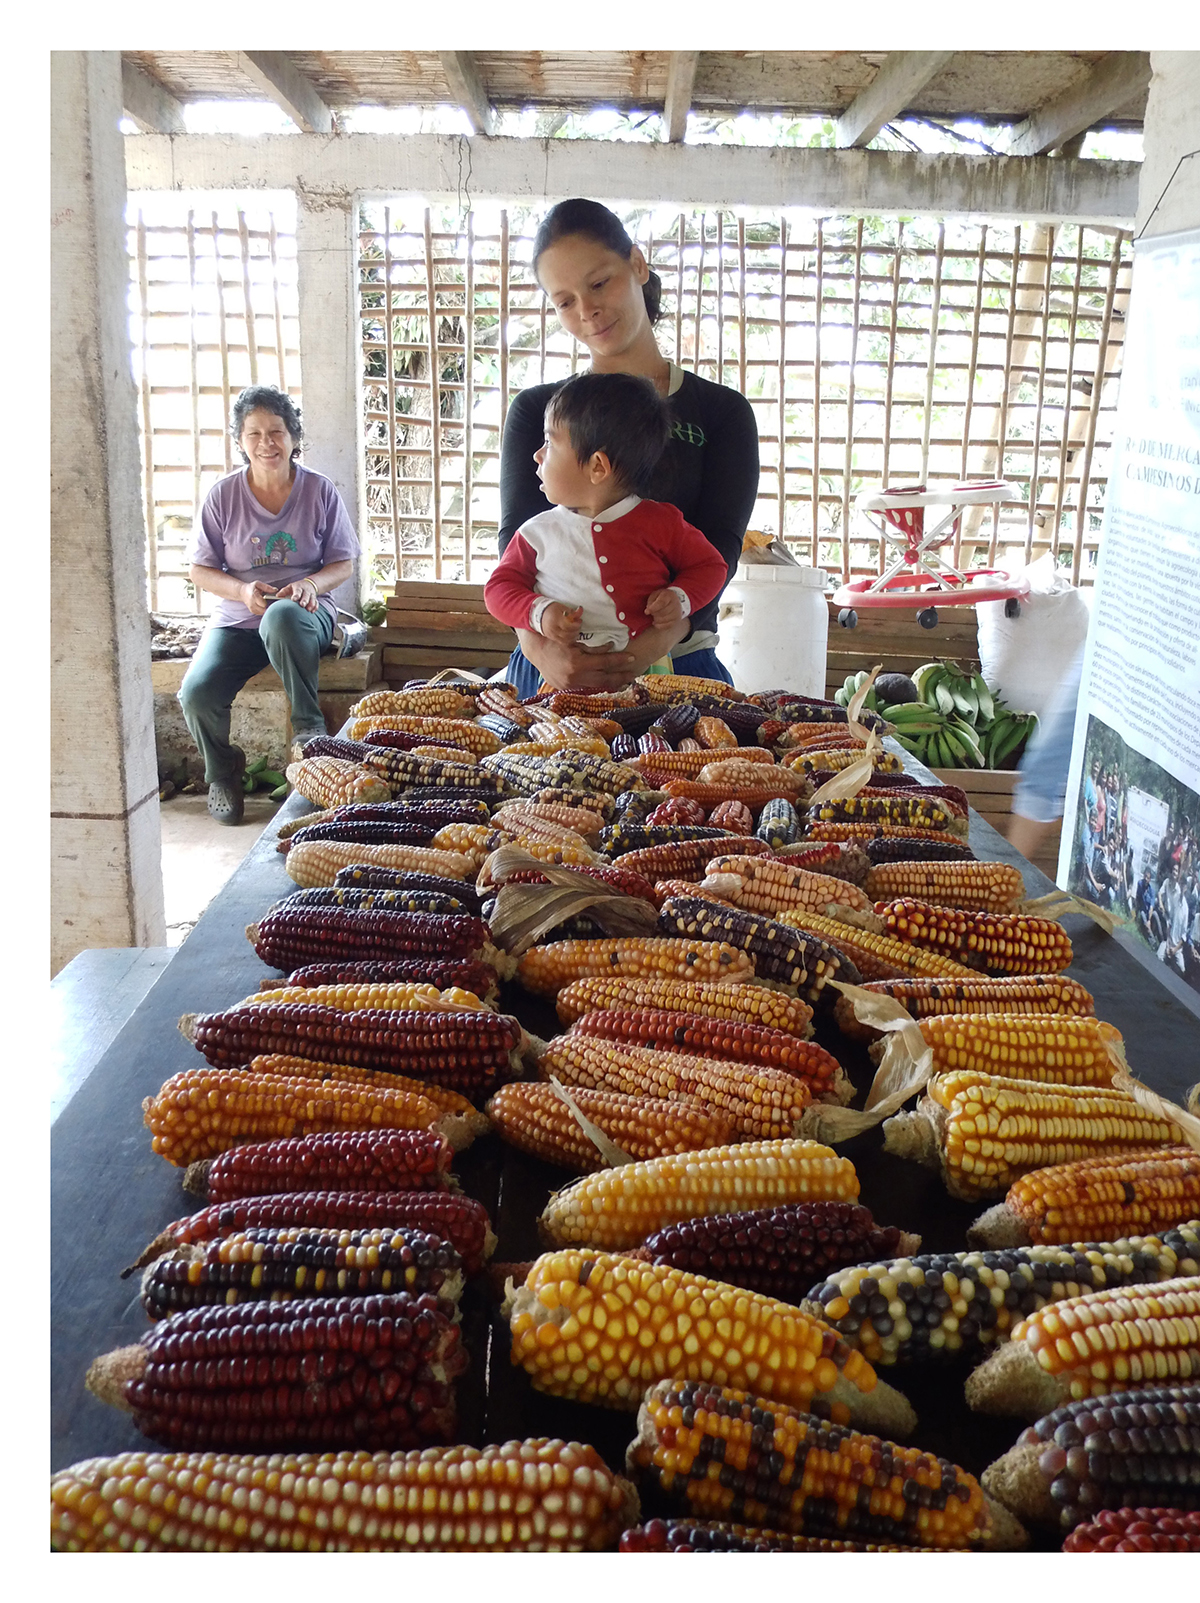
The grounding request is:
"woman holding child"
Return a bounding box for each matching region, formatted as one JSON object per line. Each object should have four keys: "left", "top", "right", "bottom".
{"left": 491, "top": 199, "right": 760, "bottom": 695}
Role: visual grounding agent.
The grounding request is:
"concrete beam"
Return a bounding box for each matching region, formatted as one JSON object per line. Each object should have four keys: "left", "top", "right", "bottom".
{"left": 1008, "top": 53, "right": 1152, "bottom": 157}
{"left": 124, "top": 132, "right": 1140, "bottom": 225}
{"left": 437, "top": 51, "right": 495, "bottom": 137}
{"left": 121, "top": 59, "right": 185, "bottom": 134}
{"left": 663, "top": 51, "right": 700, "bottom": 143}
{"left": 835, "top": 51, "right": 956, "bottom": 148}
{"left": 235, "top": 51, "right": 332, "bottom": 134}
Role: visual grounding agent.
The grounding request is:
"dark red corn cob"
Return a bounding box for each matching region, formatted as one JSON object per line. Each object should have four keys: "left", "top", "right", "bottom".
{"left": 1063, "top": 1507, "right": 1200, "bottom": 1552}
{"left": 633, "top": 1201, "right": 907, "bottom": 1306}
{"left": 570, "top": 1008, "right": 843, "bottom": 1099}
{"left": 182, "top": 1129, "right": 453, "bottom": 1203}
{"left": 105, "top": 1292, "right": 466, "bottom": 1454}
{"left": 776, "top": 840, "right": 873, "bottom": 886}
{"left": 638, "top": 731, "right": 671, "bottom": 755}
{"left": 863, "top": 835, "right": 977, "bottom": 865}
{"left": 138, "top": 1225, "right": 465, "bottom": 1320}
{"left": 126, "top": 1190, "right": 495, "bottom": 1276}
{"left": 299, "top": 735, "right": 379, "bottom": 763}
{"left": 707, "top": 800, "right": 754, "bottom": 835}
{"left": 754, "top": 718, "right": 787, "bottom": 748}
{"left": 657, "top": 895, "right": 863, "bottom": 1001}
{"left": 360, "top": 727, "right": 454, "bottom": 753}
{"left": 248, "top": 907, "right": 493, "bottom": 972}
{"left": 185, "top": 1004, "right": 523, "bottom": 1096}
{"left": 616, "top": 835, "right": 772, "bottom": 884}
{"left": 281, "top": 957, "right": 497, "bottom": 995}
{"left": 326, "top": 799, "right": 492, "bottom": 826}
{"left": 646, "top": 798, "right": 707, "bottom": 827}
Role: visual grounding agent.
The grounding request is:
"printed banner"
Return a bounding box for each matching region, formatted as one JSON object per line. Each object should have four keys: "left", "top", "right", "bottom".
{"left": 1060, "top": 228, "right": 1200, "bottom": 1005}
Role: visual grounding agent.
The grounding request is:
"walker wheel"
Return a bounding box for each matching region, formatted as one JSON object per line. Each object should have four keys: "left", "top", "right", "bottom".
{"left": 837, "top": 608, "right": 858, "bottom": 629}
{"left": 1004, "top": 597, "right": 1021, "bottom": 619}
{"left": 917, "top": 607, "right": 939, "bottom": 630}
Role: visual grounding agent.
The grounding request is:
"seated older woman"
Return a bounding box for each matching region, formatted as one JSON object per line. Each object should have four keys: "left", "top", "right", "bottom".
{"left": 178, "top": 385, "right": 359, "bottom": 825}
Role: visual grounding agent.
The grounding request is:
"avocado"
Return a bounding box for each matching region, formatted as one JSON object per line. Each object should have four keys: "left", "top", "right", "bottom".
{"left": 875, "top": 672, "right": 920, "bottom": 705}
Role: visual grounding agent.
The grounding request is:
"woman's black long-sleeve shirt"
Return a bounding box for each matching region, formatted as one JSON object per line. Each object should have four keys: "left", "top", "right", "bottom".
{"left": 497, "top": 370, "right": 760, "bottom": 643}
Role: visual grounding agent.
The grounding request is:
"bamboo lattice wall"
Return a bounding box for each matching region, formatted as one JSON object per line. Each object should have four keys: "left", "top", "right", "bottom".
{"left": 359, "top": 202, "right": 1131, "bottom": 591}
{"left": 128, "top": 197, "right": 300, "bottom": 614}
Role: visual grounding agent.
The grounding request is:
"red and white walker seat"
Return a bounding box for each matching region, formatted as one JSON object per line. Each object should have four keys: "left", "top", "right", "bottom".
{"left": 832, "top": 480, "right": 1029, "bottom": 630}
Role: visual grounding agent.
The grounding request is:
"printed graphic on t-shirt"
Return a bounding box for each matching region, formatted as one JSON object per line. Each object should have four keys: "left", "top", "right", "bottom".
{"left": 670, "top": 420, "right": 706, "bottom": 448}
{"left": 254, "top": 530, "right": 297, "bottom": 567}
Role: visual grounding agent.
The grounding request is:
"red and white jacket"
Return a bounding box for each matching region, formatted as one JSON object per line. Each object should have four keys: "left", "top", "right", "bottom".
{"left": 483, "top": 495, "right": 728, "bottom": 650}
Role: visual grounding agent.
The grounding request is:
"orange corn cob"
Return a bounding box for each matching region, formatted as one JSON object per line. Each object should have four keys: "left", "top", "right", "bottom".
{"left": 784, "top": 910, "right": 978, "bottom": 981}
{"left": 970, "top": 1147, "right": 1200, "bottom": 1247}
{"left": 865, "top": 859, "right": 1026, "bottom": 912}
{"left": 693, "top": 716, "right": 739, "bottom": 749}
{"left": 554, "top": 975, "right": 814, "bottom": 1034}
{"left": 661, "top": 779, "right": 812, "bottom": 810}
{"left": 241, "top": 1054, "right": 486, "bottom": 1121}
{"left": 704, "top": 854, "right": 873, "bottom": 916}
{"left": 634, "top": 748, "right": 775, "bottom": 778}
{"left": 615, "top": 836, "right": 772, "bottom": 885}
{"left": 485, "top": 1082, "right": 733, "bottom": 1170}
{"left": 878, "top": 899, "right": 1075, "bottom": 975}
{"left": 912, "top": 1013, "right": 1123, "bottom": 1086}
{"left": 635, "top": 675, "right": 744, "bottom": 703}
{"left": 515, "top": 937, "right": 756, "bottom": 996}
{"left": 699, "top": 757, "right": 808, "bottom": 792}
{"left": 833, "top": 973, "right": 1096, "bottom": 1041}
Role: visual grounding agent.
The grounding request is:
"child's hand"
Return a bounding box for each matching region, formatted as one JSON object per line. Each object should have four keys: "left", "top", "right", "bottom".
{"left": 645, "top": 588, "right": 684, "bottom": 626}
{"left": 540, "top": 602, "right": 584, "bottom": 643}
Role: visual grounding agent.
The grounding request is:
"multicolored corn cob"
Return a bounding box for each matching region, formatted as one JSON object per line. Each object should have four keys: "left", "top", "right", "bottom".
{"left": 782, "top": 909, "right": 979, "bottom": 982}
{"left": 877, "top": 899, "right": 1075, "bottom": 975}
{"left": 657, "top": 895, "right": 861, "bottom": 1001}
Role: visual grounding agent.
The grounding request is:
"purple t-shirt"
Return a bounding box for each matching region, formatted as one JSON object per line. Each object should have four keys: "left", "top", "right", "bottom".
{"left": 188, "top": 466, "right": 360, "bottom": 630}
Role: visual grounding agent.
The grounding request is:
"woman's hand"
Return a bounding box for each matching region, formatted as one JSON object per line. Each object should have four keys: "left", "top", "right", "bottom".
{"left": 239, "top": 579, "right": 278, "bottom": 616}
{"left": 516, "top": 617, "right": 689, "bottom": 691}
{"left": 273, "top": 576, "right": 320, "bottom": 612}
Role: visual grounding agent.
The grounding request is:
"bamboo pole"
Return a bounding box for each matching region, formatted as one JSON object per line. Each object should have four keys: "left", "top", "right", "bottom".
{"left": 776, "top": 218, "right": 788, "bottom": 541}
{"left": 919, "top": 222, "right": 945, "bottom": 484}
{"left": 987, "top": 228, "right": 1026, "bottom": 567}
{"left": 135, "top": 211, "right": 159, "bottom": 612}
{"left": 1024, "top": 227, "right": 1056, "bottom": 564}
{"left": 185, "top": 210, "right": 203, "bottom": 561}
{"left": 463, "top": 210, "right": 475, "bottom": 581}
{"left": 841, "top": 219, "right": 864, "bottom": 572}
{"left": 1050, "top": 226, "right": 1086, "bottom": 567}
{"left": 674, "top": 214, "right": 686, "bottom": 365}
{"left": 383, "top": 206, "right": 402, "bottom": 581}
{"left": 423, "top": 209, "right": 443, "bottom": 580}
{"left": 954, "top": 225, "right": 989, "bottom": 567}
{"left": 213, "top": 210, "right": 233, "bottom": 477}
{"left": 812, "top": 219, "right": 825, "bottom": 568}
{"left": 878, "top": 222, "right": 904, "bottom": 557}
{"left": 268, "top": 214, "right": 287, "bottom": 393}
{"left": 499, "top": 210, "right": 510, "bottom": 443}
{"left": 737, "top": 215, "right": 747, "bottom": 400}
{"left": 237, "top": 209, "right": 259, "bottom": 384}
{"left": 1071, "top": 232, "right": 1127, "bottom": 585}
{"left": 694, "top": 211, "right": 707, "bottom": 373}
{"left": 716, "top": 211, "right": 726, "bottom": 386}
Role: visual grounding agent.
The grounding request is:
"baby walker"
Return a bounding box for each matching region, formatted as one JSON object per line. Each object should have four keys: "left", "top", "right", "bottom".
{"left": 831, "top": 481, "right": 1029, "bottom": 630}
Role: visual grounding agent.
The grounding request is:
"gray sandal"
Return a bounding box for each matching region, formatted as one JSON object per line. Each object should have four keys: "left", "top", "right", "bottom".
{"left": 206, "top": 747, "right": 246, "bottom": 825}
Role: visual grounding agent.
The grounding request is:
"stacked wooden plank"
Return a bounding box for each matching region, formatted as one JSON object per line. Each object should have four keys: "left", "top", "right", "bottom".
{"left": 375, "top": 581, "right": 517, "bottom": 684}
{"left": 824, "top": 600, "right": 980, "bottom": 702}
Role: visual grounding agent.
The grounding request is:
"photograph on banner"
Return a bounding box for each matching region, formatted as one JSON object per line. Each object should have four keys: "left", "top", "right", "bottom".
{"left": 1068, "top": 712, "right": 1200, "bottom": 991}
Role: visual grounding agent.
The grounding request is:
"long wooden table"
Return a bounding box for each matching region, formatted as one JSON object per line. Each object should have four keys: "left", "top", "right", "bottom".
{"left": 51, "top": 776, "right": 1200, "bottom": 1548}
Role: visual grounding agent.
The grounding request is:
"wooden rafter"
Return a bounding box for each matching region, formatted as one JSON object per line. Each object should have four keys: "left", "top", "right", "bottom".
{"left": 437, "top": 51, "right": 495, "bottom": 137}
{"left": 663, "top": 52, "right": 700, "bottom": 143}
{"left": 121, "top": 59, "right": 185, "bottom": 134}
{"left": 1007, "top": 53, "right": 1151, "bottom": 156}
{"left": 235, "top": 51, "right": 332, "bottom": 133}
{"left": 834, "top": 51, "right": 955, "bottom": 148}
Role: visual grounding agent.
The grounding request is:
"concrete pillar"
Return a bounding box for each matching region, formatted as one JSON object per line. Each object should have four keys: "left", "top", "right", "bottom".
{"left": 1136, "top": 53, "right": 1200, "bottom": 238}
{"left": 51, "top": 51, "right": 166, "bottom": 974}
{"left": 295, "top": 192, "right": 364, "bottom": 613}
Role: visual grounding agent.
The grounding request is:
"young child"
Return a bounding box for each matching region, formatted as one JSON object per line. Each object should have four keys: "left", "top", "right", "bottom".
{"left": 483, "top": 372, "right": 728, "bottom": 674}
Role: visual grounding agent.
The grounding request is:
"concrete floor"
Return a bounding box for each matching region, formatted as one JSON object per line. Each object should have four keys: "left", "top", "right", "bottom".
{"left": 158, "top": 791, "right": 286, "bottom": 944}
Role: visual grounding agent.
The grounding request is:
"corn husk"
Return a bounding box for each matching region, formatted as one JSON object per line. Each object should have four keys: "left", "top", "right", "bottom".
{"left": 798, "top": 980, "right": 934, "bottom": 1143}
{"left": 1108, "top": 1041, "right": 1200, "bottom": 1155}
{"left": 481, "top": 845, "right": 658, "bottom": 956}
{"left": 1017, "top": 889, "right": 1118, "bottom": 934}
{"left": 546, "top": 1076, "right": 636, "bottom": 1168}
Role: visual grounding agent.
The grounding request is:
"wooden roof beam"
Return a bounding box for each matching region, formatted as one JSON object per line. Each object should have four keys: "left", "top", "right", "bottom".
{"left": 437, "top": 51, "right": 495, "bottom": 137}
{"left": 1007, "top": 52, "right": 1151, "bottom": 156}
{"left": 121, "top": 59, "right": 185, "bottom": 134}
{"left": 234, "top": 51, "right": 332, "bottom": 134}
{"left": 663, "top": 51, "right": 700, "bottom": 143}
{"left": 834, "top": 51, "right": 955, "bottom": 148}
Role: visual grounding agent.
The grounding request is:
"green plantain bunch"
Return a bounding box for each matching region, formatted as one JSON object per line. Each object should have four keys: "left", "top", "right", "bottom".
{"left": 835, "top": 662, "right": 1037, "bottom": 770}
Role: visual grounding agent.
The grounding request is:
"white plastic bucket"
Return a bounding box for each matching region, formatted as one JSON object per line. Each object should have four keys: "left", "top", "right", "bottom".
{"left": 718, "top": 563, "right": 830, "bottom": 696}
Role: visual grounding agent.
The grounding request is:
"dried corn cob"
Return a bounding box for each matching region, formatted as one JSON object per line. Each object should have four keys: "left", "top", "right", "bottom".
{"left": 598, "top": 822, "right": 732, "bottom": 859}
{"left": 703, "top": 757, "right": 805, "bottom": 794}
{"left": 863, "top": 834, "right": 977, "bottom": 864}
{"left": 475, "top": 713, "right": 530, "bottom": 745}
{"left": 965, "top": 1276, "right": 1200, "bottom": 1419}
{"left": 286, "top": 840, "right": 475, "bottom": 888}
{"left": 283, "top": 820, "right": 452, "bottom": 853}
{"left": 635, "top": 1200, "right": 913, "bottom": 1307}
{"left": 970, "top": 1147, "right": 1200, "bottom": 1248}
{"left": 507, "top": 1251, "right": 915, "bottom": 1435}
{"left": 783, "top": 910, "right": 979, "bottom": 982}
{"left": 358, "top": 747, "right": 504, "bottom": 796}
{"left": 807, "top": 822, "right": 969, "bottom": 848}
{"left": 489, "top": 861, "right": 657, "bottom": 905}
{"left": 636, "top": 674, "right": 744, "bottom": 704}
{"left": 347, "top": 716, "right": 502, "bottom": 755}
{"left": 248, "top": 906, "right": 501, "bottom": 973}
{"left": 548, "top": 687, "right": 645, "bottom": 716}
{"left": 657, "top": 895, "right": 860, "bottom": 1001}
{"left": 515, "top": 936, "right": 755, "bottom": 997}
{"left": 609, "top": 733, "right": 638, "bottom": 762}
{"left": 653, "top": 878, "right": 738, "bottom": 910}
{"left": 636, "top": 729, "right": 670, "bottom": 755}
{"left": 349, "top": 688, "right": 474, "bottom": 719}
{"left": 833, "top": 973, "right": 1095, "bottom": 1041}
{"left": 269, "top": 886, "right": 471, "bottom": 919}
{"left": 554, "top": 975, "right": 814, "bottom": 1033}
{"left": 905, "top": 1013, "right": 1122, "bottom": 1086}
{"left": 532, "top": 785, "right": 617, "bottom": 821}
{"left": 329, "top": 863, "right": 483, "bottom": 903}
{"left": 182, "top": 1129, "right": 453, "bottom": 1203}
{"left": 238, "top": 1056, "right": 487, "bottom": 1121}
{"left": 537, "top": 1034, "right": 814, "bottom": 1142}
{"left": 128, "top": 1191, "right": 496, "bottom": 1277}
{"left": 488, "top": 747, "right": 646, "bottom": 797}
{"left": 653, "top": 702, "right": 700, "bottom": 744}
{"left": 634, "top": 747, "right": 776, "bottom": 778}
{"left": 786, "top": 747, "right": 905, "bottom": 777}
{"left": 485, "top": 1082, "right": 733, "bottom": 1171}
{"left": 705, "top": 853, "right": 873, "bottom": 916}
{"left": 606, "top": 701, "right": 671, "bottom": 737}
{"left": 811, "top": 794, "right": 961, "bottom": 836}
{"left": 245, "top": 981, "right": 482, "bottom": 1014}
{"left": 89, "top": 1291, "right": 466, "bottom": 1454}
{"left": 708, "top": 799, "right": 754, "bottom": 834}
{"left": 806, "top": 1226, "right": 1200, "bottom": 1368}
{"left": 775, "top": 839, "right": 873, "bottom": 884}
{"left": 492, "top": 800, "right": 605, "bottom": 838}
{"left": 285, "top": 758, "right": 392, "bottom": 809}
{"left": 631, "top": 1380, "right": 1013, "bottom": 1548}
{"left": 615, "top": 835, "right": 772, "bottom": 885}
{"left": 144, "top": 1068, "right": 451, "bottom": 1168}
{"left": 568, "top": 1007, "right": 846, "bottom": 1101}
{"left": 359, "top": 726, "right": 443, "bottom": 752}
{"left": 180, "top": 1005, "right": 523, "bottom": 1100}
{"left": 478, "top": 684, "right": 539, "bottom": 724}
{"left": 754, "top": 797, "right": 804, "bottom": 849}
{"left": 885, "top": 1074, "right": 1187, "bottom": 1202}
{"left": 277, "top": 957, "right": 496, "bottom": 999}
{"left": 1063, "top": 1506, "right": 1200, "bottom": 1550}
{"left": 692, "top": 715, "right": 738, "bottom": 749}
{"left": 140, "top": 1224, "right": 463, "bottom": 1320}
{"left": 618, "top": 1520, "right": 917, "bottom": 1553}
{"left": 645, "top": 797, "right": 706, "bottom": 826}
{"left": 409, "top": 744, "right": 478, "bottom": 765}
{"left": 983, "top": 1382, "right": 1200, "bottom": 1532}
{"left": 866, "top": 859, "right": 1025, "bottom": 912}
{"left": 660, "top": 779, "right": 813, "bottom": 813}
{"left": 879, "top": 898, "right": 1075, "bottom": 975}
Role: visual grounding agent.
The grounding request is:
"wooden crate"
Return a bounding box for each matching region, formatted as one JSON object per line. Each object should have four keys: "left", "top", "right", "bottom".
{"left": 381, "top": 580, "right": 516, "bottom": 684}
{"left": 825, "top": 600, "right": 979, "bottom": 702}
{"left": 931, "top": 767, "right": 1062, "bottom": 882}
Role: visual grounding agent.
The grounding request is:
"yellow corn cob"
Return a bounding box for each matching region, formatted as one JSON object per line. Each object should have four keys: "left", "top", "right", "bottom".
{"left": 51, "top": 1440, "right": 638, "bottom": 1551}
{"left": 241, "top": 984, "right": 490, "bottom": 1014}
{"left": 536, "top": 1136, "right": 859, "bottom": 1249}
{"left": 878, "top": 899, "right": 1074, "bottom": 976}
{"left": 784, "top": 910, "right": 979, "bottom": 981}
{"left": 485, "top": 1082, "right": 733, "bottom": 1171}
{"left": 284, "top": 758, "right": 392, "bottom": 809}
{"left": 964, "top": 1275, "right": 1200, "bottom": 1418}
{"left": 408, "top": 744, "right": 479, "bottom": 766}
{"left": 636, "top": 674, "right": 744, "bottom": 703}
{"left": 970, "top": 1147, "right": 1200, "bottom": 1247}
{"left": 348, "top": 688, "right": 475, "bottom": 719}
{"left": 912, "top": 1013, "right": 1124, "bottom": 1086}
{"left": 536, "top": 1035, "right": 814, "bottom": 1143}
{"left": 347, "top": 716, "right": 503, "bottom": 755}
{"left": 885, "top": 1071, "right": 1187, "bottom": 1201}
{"left": 505, "top": 1250, "right": 915, "bottom": 1436}
{"left": 429, "top": 823, "right": 507, "bottom": 862}
{"left": 528, "top": 722, "right": 610, "bottom": 758}
{"left": 554, "top": 975, "right": 814, "bottom": 1034}
{"left": 833, "top": 974, "right": 1096, "bottom": 1042}
{"left": 284, "top": 840, "right": 476, "bottom": 888}
{"left": 515, "top": 937, "right": 756, "bottom": 996}
{"left": 865, "top": 859, "right": 1026, "bottom": 913}
{"left": 704, "top": 854, "right": 873, "bottom": 916}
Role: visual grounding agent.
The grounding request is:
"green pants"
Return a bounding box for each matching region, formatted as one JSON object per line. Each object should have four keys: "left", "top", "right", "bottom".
{"left": 178, "top": 602, "right": 334, "bottom": 781}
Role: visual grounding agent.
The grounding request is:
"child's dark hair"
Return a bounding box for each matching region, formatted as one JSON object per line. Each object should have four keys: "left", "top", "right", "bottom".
{"left": 533, "top": 198, "right": 663, "bottom": 325}
{"left": 546, "top": 371, "right": 671, "bottom": 495}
